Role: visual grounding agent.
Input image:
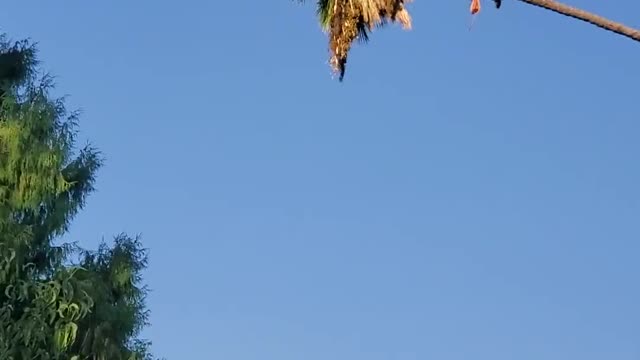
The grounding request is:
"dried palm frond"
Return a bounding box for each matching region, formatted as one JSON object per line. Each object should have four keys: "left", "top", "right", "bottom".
{"left": 294, "top": 0, "right": 413, "bottom": 80}
{"left": 324, "top": 0, "right": 413, "bottom": 80}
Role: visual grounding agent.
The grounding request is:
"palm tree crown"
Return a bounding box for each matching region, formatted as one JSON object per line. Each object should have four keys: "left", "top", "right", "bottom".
{"left": 299, "top": 0, "right": 413, "bottom": 80}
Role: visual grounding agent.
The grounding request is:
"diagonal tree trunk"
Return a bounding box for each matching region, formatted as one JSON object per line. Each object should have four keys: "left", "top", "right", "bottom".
{"left": 294, "top": 0, "right": 640, "bottom": 80}
{"left": 517, "top": 0, "right": 640, "bottom": 42}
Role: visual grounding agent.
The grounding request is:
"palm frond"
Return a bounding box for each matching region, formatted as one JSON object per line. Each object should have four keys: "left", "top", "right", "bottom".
{"left": 296, "top": 0, "right": 413, "bottom": 81}
{"left": 318, "top": 0, "right": 333, "bottom": 29}
{"left": 328, "top": 0, "right": 413, "bottom": 80}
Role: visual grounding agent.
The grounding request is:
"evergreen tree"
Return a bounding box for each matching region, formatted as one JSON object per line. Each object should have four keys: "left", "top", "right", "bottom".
{"left": 0, "top": 35, "right": 159, "bottom": 360}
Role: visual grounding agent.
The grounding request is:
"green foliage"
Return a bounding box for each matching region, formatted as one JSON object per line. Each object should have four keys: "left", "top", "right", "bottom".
{"left": 69, "top": 235, "right": 154, "bottom": 360}
{"left": 0, "top": 35, "right": 159, "bottom": 360}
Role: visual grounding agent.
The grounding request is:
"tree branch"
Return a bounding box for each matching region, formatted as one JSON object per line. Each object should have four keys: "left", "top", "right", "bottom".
{"left": 516, "top": 0, "right": 640, "bottom": 42}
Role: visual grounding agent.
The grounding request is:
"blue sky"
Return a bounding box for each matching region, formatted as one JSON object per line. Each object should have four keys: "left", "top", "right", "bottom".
{"left": 2, "top": 1, "right": 640, "bottom": 359}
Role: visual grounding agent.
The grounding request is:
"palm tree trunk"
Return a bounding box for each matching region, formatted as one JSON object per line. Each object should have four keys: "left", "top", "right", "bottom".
{"left": 517, "top": 0, "right": 640, "bottom": 42}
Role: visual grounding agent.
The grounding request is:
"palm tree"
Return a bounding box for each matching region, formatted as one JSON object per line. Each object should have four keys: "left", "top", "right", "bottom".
{"left": 297, "top": 0, "right": 640, "bottom": 81}
{"left": 298, "top": 0, "right": 414, "bottom": 81}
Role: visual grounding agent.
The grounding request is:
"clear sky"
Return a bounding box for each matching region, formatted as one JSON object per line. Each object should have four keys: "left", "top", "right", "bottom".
{"left": 2, "top": 1, "right": 640, "bottom": 359}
